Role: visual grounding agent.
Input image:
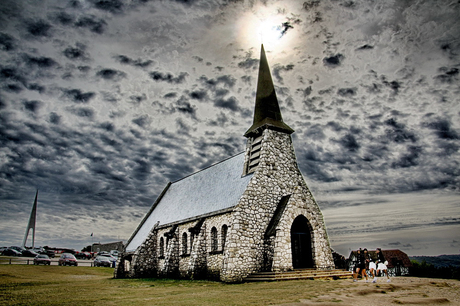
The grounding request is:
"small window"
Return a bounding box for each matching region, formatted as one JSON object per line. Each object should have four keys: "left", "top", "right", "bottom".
{"left": 190, "top": 234, "right": 194, "bottom": 254}
{"left": 211, "top": 227, "right": 218, "bottom": 252}
{"left": 182, "top": 232, "right": 188, "bottom": 255}
{"left": 159, "top": 237, "right": 164, "bottom": 258}
{"left": 221, "top": 224, "right": 228, "bottom": 251}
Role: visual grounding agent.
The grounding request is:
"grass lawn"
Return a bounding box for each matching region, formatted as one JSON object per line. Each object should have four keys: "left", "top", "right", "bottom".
{"left": 0, "top": 265, "right": 343, "bottom": 305}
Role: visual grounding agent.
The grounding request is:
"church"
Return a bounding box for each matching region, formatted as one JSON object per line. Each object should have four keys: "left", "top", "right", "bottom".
{"left": 115, "top": 45, "right": 335, "bottom": 283}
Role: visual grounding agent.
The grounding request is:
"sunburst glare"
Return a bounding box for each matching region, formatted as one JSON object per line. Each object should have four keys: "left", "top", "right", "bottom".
{"left": 236, "top": 10, "right": 295, "bottom": 53}
{"left": 258, "top": 20, "right": 282, "bottom": 46}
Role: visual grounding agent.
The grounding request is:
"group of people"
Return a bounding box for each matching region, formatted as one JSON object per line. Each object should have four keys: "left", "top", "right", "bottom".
{"left": 353, "top": 248, "right": 390, "bottom": 283}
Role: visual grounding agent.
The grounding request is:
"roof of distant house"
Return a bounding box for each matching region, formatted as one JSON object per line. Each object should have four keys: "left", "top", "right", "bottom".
{"left": 348, "top": 249, "right": 412, "bottom": 268}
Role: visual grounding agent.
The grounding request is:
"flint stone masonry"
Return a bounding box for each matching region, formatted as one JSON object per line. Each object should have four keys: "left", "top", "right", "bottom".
{"left": 124, "top": 213, "right": 232, "bottom": 281}
{"left": 221, "top": 129, "right": 334, "bottom": 282}
{"left": 126, "top": 229, "right": 158, "bottom": 278}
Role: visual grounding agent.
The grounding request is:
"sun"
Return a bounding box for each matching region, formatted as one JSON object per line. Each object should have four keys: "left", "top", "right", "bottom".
{"left": 236, "top": 10, "right": 294, "bottom": 53}
{"left": 258, "top": 19, "right": 282, "bottom": 46}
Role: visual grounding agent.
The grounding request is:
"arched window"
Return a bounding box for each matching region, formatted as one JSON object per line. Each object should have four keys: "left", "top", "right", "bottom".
{"left": 211, "top": 227, "right": 218, "bottom": 252}
{"left": 182, "top": 232, "right": 188, "bottom": 255}
{"left": 190, "top": 233, "right": 194, "bottom": 254}
{"left": 159, "top": 237, "right": 164, "bottom": 258}
{"left": 221, "top": 224, "right": 228, "bottom": 251}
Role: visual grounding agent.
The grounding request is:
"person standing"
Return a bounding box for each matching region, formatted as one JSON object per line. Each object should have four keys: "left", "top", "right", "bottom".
{"left": 361, "top": 248, "right": 370, "bottom": 282}
{"left": 375, "top": 248, "right": 390, "bottom": 283}
{"left": 368, "top": 250, "right": 377, "bottom": 281}
{"left": 353, "top": 248, "right": 368, "bottom": 282}
{"left": 363, "top": 248, "right": 371, "bottom": 282}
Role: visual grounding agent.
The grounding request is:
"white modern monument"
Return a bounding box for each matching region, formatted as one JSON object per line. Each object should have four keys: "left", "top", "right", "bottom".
{"left": 22, "top": 190, "right": 38, "bottom": 249}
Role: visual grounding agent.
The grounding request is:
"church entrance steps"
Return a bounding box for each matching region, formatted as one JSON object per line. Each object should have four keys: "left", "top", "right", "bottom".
{"left": 243, "top": 269, "right": 352, "bottom": 282}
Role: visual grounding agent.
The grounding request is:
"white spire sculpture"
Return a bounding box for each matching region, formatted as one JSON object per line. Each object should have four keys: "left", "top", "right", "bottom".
{"left": 22, "top": 190, "right": 38, "bottom": 248}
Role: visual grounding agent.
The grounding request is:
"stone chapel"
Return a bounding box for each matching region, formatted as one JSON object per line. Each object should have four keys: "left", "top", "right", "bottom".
{"left": 115, "top": 45, "right": 335, "bottom": 282}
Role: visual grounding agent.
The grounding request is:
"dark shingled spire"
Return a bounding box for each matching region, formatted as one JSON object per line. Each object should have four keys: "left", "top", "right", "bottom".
{"left": 244, "top": 44, "right": 294, "bottom": 137}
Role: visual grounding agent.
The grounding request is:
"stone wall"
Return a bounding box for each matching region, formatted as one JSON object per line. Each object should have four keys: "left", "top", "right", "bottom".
{"left": 126, "top": 212, "right": 231, "bottom": 280}
{"left": 161, "top": 227, "right": 179, "bottom": 277}
{"left": 272, "top": 193, "right": 334, "bottom": 271}
{"left": 128, "top": 226, "right": 158, "bottom": 278}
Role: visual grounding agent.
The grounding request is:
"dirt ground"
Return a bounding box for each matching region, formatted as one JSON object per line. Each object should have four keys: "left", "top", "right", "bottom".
{"left": 274, "top": 277, "right": 460, "bottom": 306}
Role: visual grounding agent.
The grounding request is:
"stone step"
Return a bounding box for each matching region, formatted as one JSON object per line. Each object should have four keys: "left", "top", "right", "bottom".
{"left": 244, "top": 269, "right": 353, "bottom": 282}
{"left": 249, "top": 268, "right": 345, "bottom": 275}
{"left": 246, "top": 269, "right": 347, "bottom": 276}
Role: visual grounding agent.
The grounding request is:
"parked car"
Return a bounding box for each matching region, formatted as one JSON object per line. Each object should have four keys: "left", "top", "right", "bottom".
{"left": 101, "top": 254, "right": 117, "bottom": 264}
{"left": 2, "top": 248, "right": 22, "bottom": 256}
{"left": 75, "top": 252, "right": 91, "bottom": 260}
{"left": 22, "top": 249, "right": 39, "bottom": 257}
{"left": 9, "top": 246, "right": 26, "bottom": 255}
{"left": 34, "top": 254, "right": 51, "bottom": 265}
{"left": 99, "top": 253, "right": 115, "bottom": 260}
{"left": 40, "top": 249, "right": 55, "bottom": 258}
{"left": 93, "top": 255, "right": 112, "bottom": 267}
{"left": 58, "top": 253, "right": 78, "bottom": 266}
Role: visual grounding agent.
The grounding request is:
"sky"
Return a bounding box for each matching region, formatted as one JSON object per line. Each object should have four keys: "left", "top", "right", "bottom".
{"left": 0, "top": 0, "right": 459, "bottom": 257}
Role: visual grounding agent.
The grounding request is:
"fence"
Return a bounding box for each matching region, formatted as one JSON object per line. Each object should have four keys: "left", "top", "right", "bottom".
{"left": 0, "top": 257, "right": 96, "bottom": 267}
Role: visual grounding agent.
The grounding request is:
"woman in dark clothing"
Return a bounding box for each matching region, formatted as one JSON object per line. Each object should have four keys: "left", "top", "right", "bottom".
{"left": 375, "top": 248, "right": 391, "bottom": 282}
{"left": 353, "top": 248, "right": 369, "bottom": 282}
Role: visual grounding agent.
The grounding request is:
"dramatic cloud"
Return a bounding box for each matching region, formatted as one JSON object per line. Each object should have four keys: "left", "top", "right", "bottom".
{"left": 63, "top": 44, "right": 89, "bottom": 60}
{"left": 0, "top": 33, "right": 15, "bottom": 51}
{"left": 74, "top": 16, "right": 107, "bottom": 34}
{"left": 423, "top": 117, "right": 459, "bottom": 140}
{"left": 149, "top": 71, "right": 188, "bottom": 84}
{"left": 96, "top": 68, "right": 126, "bottom": 81}
{"left": 115, "top": 55, "right": 153, "bottom": 68}
{"left": 25, "top": 19, "right": 52, "bottom": 37}
{"left": 90, "top": 0, "right": 124, "bottom": 14}
{"left": 323, "top": 54, "right": 344, "bottom": 67}
{"left": 64, "top": 89, "right": 96, "bottom": 103}
{"left": 214, "top": 96, "right": 239, "bottom": 111}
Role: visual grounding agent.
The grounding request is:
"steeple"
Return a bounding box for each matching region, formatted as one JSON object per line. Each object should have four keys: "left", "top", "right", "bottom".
{"left": 244, "top": 44, "right": 294, "bottom": 137}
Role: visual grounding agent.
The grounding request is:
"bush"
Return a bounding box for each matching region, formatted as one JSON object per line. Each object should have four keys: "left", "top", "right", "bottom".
{"left": 410, "top": 260, "right": 460, "bottom": 280}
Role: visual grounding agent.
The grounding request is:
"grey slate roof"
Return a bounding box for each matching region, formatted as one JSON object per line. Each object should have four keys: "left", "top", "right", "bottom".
{"left": 126, "top": 152, "right": 253, "bottom": 252}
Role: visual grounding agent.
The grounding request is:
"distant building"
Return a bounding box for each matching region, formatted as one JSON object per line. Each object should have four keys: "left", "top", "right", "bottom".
{"left": 116, "top": 45, "right": 334, "bottom": 282}
{"left": 347, "top": 249, "right": 412, "bottom": 276}
{"left": 92, "top": 241, "right": 124, "bottom": 253}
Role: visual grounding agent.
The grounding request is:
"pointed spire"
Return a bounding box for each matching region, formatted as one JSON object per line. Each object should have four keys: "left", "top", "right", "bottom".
{"left": 244, "top": 44, "right": 294, "bottom": 137}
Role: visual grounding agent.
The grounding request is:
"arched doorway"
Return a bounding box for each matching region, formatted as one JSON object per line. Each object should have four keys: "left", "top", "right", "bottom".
{"left": 291, "top": 215, "right": 314, "bottom": 269}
